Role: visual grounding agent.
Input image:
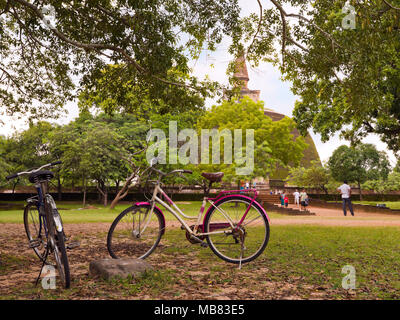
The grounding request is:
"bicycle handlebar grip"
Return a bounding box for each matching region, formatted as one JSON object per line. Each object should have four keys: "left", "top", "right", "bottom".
{"left": 51, "top": 160, "right": 62, "bottom": 166}
{"left": 183, "top": 170, "right": 193, "bottom": 174}
{"left": 6, "top": 173, "right": 18, "bottom": 181}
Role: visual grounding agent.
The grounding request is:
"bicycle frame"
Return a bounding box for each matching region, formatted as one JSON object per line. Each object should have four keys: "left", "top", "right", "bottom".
{"left": 145, "top": 183, "right": 262, "bottom": 238}
{"left": 29, "top": 180, "right": 63, "bottom": 241}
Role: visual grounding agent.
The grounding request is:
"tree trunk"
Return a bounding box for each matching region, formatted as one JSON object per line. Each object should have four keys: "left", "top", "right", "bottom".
{"left": 57, "top": 176, "right": 62, "bottom": 201}
{"left": 96, "top": 180, "right": 108, "bottom": 207}
{"left": 110, "top": 171, "right": 138, "bottom": 209}
{"left": 104, "top": 190, "right": 108, "bottom": 207}
{"left": 358, "top": 181, "right": 362, "bottom": 201}
{"left": 12, "top": 181, "right": 17, "bottom": 195}
{"left": 82, "top": 176, "right": 86, "bottom": 208}
{"left": 115, "top": 180, "right": 120, "bottom": 195}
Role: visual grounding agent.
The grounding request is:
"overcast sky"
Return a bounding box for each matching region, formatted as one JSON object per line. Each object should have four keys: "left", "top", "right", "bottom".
{"left": 0, "top": 0, "right": 397, "bottom": 166}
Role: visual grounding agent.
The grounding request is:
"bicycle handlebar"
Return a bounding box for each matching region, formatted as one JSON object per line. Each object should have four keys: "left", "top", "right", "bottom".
{"left": 5, "top": 173, "right": 19, "bottom": 181}
{"left": 5, "top": 161, "right": 62, "bottom": 181}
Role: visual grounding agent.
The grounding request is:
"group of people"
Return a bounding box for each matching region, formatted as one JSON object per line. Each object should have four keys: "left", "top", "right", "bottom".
{"left": 272, "top": 180, "right": 355, "bottom": 216}
{"left": 277, "top": 189, "right": 309, "bottom": 211}
{"left": 278, "top": 189, "right": 309, "bottom": 211}
{"left": 240, "top": 179, "right": 355, "bottom": 216}
{"left": 240, "top": 181, "right": 256, "bottom": 190}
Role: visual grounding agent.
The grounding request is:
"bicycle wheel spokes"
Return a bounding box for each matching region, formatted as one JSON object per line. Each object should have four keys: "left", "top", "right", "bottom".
{"left": 206, "top": 199, "right": 269, "bottom": 263}
{"left": 108, "top": 206, "right": 163, "bottom": 259}
{"left": 24, "top": 203, "right": 47, "bottom": 261}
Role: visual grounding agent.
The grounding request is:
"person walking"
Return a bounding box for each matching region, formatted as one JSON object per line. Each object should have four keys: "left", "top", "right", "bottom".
{"left": 338, "top": 180, "right": 354, "bottom": 216}
{"left": 300, "top": 189, "right": 308, "bottom": 211}
{"left": 280, "top": 191, "right": 285, "bottom": 207}
{"left": 245, "top": 181, "right": 250, "bottom": 189}
{"left": 293, "top": 189, "right": 300, "bottom": 207}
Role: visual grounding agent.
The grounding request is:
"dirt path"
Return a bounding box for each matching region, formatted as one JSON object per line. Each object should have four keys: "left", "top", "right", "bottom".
{"left": 270, "top": 204, "right": 400, "bottom": 227}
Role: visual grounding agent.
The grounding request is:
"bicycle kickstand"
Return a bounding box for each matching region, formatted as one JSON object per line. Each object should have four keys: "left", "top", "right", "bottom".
{"left": 35, "top": 241, "right": 50, "bottom": 287}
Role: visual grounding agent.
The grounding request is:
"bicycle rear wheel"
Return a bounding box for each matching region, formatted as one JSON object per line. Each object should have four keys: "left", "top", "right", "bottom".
{"left": 24, "top": 202, "right": 47, "bottom": 262}
{"left": 204, "top": 195, "right": 270, "bottom": 264}
{"left": 107, "top": 204, "right": 165, "bottom": 259}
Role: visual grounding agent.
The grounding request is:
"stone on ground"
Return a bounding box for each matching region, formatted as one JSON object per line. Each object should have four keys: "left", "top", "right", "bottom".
{"left": 89, "top": 258, "right": 153, "bottom": 280}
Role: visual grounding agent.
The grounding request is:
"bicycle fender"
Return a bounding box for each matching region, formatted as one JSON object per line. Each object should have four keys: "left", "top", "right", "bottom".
{"left": 134, "top": 202, "right": 166, "bottom": 235}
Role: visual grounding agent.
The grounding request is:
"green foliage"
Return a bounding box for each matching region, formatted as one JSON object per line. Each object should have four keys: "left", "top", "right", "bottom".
{"left": 286, "top": 166, "right": 308, "bottom": 187}
{"left": 3, "top": 121, "right": 56, "bottom": 176}
{"left": 49, "top": 113, "right": 150, "bottom": 192}
{"left": 0, "top": 135, "right": 11, "bottom": 186}
{"left": 394, "top": 160, "right": 400, "bottom": 173}
{"left": 328, "top": 143, "right": 391, "bottom": 199}
{"left": 78, "top": 65, "right": 208, "bottom": 117}
{"left": 226, "top": 1, "right": 400, "bottom": 154}
{"left": 363, "top": 171, "right": 400, "bottom": 193}
{"left": 0, "top": 0, "right": 240, "bottom": 119}
{"left": 196, "top": 97, "right": 307, "bottom": 181}
{"left": 328, "top": 144, "right": 391, "bottom": 186}
{"left": 286, "top": 160, "right": 331, "bottom": 193}
{"left": 286, "top": 2, "right": 400, "bottom": 153}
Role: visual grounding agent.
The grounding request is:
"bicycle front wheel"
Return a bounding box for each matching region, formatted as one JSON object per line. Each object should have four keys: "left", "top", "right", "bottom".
{"left": 204, "top": 196, "right": 270, "bottom": 264}
{"left": 107, "top": 204, "right": 165, "bottom": 259}
{"left": 52, "top": 229, "right": 70, "bottom": 289}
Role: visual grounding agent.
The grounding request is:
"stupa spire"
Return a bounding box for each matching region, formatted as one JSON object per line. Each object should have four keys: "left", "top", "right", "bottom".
{"left": 233, "top": 54, "right": 249, "bottom": 89}
{"left": 232, "top": 54, "right": 260, "bottom": 102}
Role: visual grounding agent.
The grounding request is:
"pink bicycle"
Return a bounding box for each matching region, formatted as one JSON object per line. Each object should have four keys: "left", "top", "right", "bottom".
{"left": 107, "top": 165, "right": 270, "bottom": 265}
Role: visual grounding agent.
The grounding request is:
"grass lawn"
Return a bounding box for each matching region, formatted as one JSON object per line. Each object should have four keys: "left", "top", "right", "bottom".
{"left": 352, "top": 201, "right": 400, "bottom": 210}
{"left": 1, "top": 224, "right": 399, "bottom": 299}
{"left": 1, "top": 200, "right": 399, "bottom": 299}
{"left": 0, "top": 200, "right": 284, "bottom": 224}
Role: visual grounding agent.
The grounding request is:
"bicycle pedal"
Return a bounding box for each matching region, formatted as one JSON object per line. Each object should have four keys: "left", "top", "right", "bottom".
{"left": 200, "top": 242, "right": 208, "bottom": 248}
{"left": 66, "top": 241, "right": 80, "bottom": 250}
{"left": 29, "top": 240, "right": 41, "bottom": 248}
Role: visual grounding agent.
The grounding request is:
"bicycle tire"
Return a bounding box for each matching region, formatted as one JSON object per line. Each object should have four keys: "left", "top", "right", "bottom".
{"left": 107, "top": 204, "right": 165, "bottom": 260}
{"left": 204, "top": 195, "right": 270, "bottom": 264}
{"left": 52, "top": 229, "right": 71, "bottom": 289}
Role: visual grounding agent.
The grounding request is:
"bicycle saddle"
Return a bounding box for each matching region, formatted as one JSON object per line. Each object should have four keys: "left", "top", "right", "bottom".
{"left": 201, "top": 172, "right": 224, "bottom": 182}
{"left": 28, "top": 170, "right": 54, "bottom": 183}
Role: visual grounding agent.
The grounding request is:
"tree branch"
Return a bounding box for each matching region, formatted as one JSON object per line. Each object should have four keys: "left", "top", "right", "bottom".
{"left": 247, "top": 0, "right": 264, "bottom": 55}
{"left": 13, "top": 0, "right": 198, "bottom": 90}
{"left": 383, "top": 0, "right": 400, "bottom": 10}
{"left": 280, "top": 10, "right": 287, "bottom": 68}
{"left": 269, "top": 0, "right": 343, "bottom": 50}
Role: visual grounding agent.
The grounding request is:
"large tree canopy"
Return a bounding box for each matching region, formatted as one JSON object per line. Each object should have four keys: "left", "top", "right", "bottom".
{"left": 0, "top": 0, "right": 240, "bottom": 119}
{"left": 327, "top": 143, "right": 391, "bottom": 199}
{"left": 226, "top": 1, "right": 400, "bottom": 153}
{"left": 78, "top": 64, "right": 207, "bottom": 117}
{"left": 2, "top": 0, "right": 400, "bottom": 156}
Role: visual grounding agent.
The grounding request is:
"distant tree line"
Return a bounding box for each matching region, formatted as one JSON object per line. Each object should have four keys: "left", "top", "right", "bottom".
{"left": 286, "top": 143, "right": 399, "bottom": 200}
{"left": 1, "top": 95, "right": 308, "bottom": 208}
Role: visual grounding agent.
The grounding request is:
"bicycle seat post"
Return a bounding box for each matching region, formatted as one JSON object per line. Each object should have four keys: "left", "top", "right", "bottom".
{"left": 203, "top": 181, "right": 213, "bottom": 198}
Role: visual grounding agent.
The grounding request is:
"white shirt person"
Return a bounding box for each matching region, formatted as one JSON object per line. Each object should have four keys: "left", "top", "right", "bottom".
{"left": 337, "top": 183, "right": 351, "bottom": 199}
{"left": 293, "top": 190, "right": 300, "bottom": 206}
{"left": 337, "top": 181, "right": 354, "bottom": 216}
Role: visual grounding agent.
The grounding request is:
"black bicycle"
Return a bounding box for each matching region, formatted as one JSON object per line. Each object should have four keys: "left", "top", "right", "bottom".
{"left": 6, "top": 161, "right": 71, "bottom": 288}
